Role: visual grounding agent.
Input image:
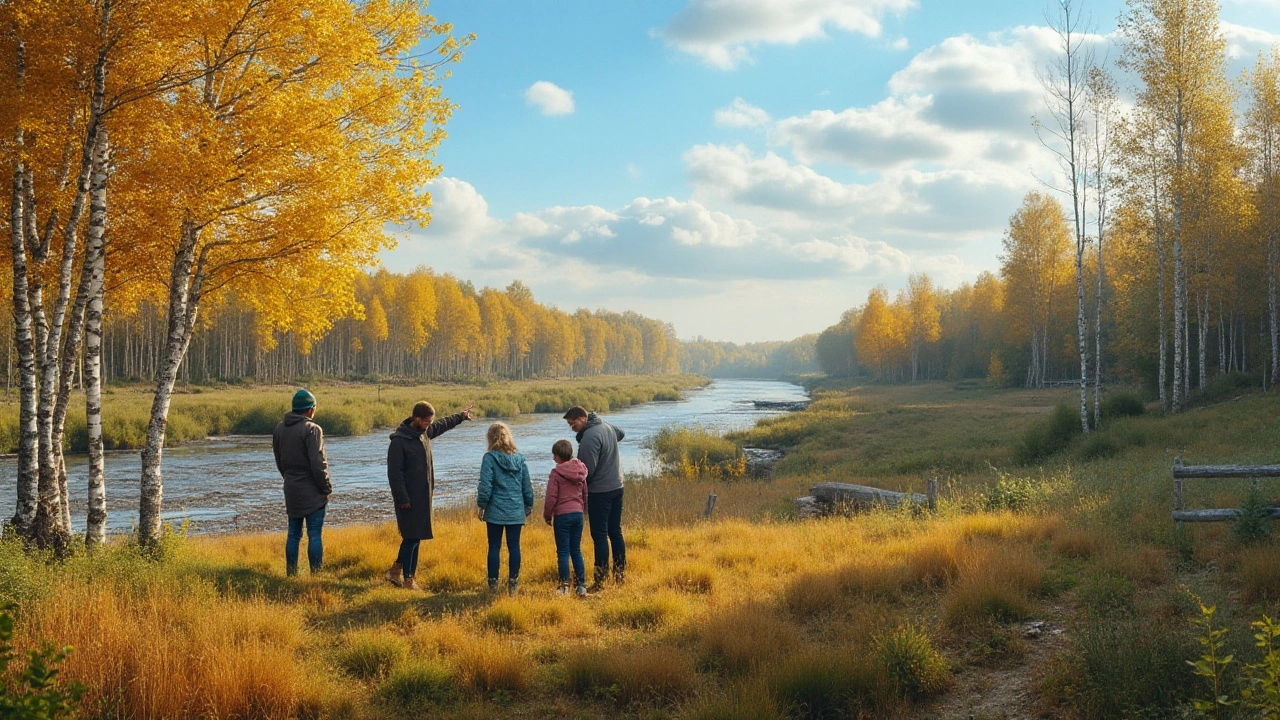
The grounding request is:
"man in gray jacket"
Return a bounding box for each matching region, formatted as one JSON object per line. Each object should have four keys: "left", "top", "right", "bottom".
{"left": 273, "top": 388, "right": 332, "bottom": 576}
{"left": 564, "top": 405, "right": 626, "bottom": 590}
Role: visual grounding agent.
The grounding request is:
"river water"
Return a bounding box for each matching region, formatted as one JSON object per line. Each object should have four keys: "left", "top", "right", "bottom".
{"left": 0, "top": 379, "right": 807, "bottom": 534}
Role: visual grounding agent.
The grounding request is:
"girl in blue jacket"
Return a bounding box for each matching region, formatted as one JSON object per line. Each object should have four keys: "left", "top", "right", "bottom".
{"left": 477, "top": 422, "right": 534, "bottom": 595}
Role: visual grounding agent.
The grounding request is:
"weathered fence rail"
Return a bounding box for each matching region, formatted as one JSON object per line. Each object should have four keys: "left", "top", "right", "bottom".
{"left": 1172, "top": 457, "right": 1280, "bottom": 523}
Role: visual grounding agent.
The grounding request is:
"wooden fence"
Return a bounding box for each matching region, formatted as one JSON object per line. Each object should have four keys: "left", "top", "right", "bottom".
{"left": 1172, "top": 457, "right": 1280, "bottom": 523}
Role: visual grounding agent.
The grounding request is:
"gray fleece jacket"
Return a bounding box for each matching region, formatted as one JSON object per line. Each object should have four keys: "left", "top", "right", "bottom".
{"left": 575, "top": 412, "right": 625, "bottom": 494}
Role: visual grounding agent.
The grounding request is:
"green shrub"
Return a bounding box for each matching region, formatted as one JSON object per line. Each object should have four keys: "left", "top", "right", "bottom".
{"left": 1077, "top": 433, "right": 1119, "bottom": 461}
{"left": 378, "top": 660, "right": 457, "bottom": 709}
{"left": 1234, "top": 487, "right": 1273, "bottom": 545}
{"left": 1052, "top": 613, "right": 1195, "bottom": 718}
{"left": 873, "top": 625, "right": 950, "bottom": 700}
{"left": 1099, "top": 392, "right": 1145, "bottom": 420}
{"left": 647, "top": 425, "right": 745, "bottom": 480}
{"left": 1014, "top": 403, "right": 1083, "bottom": 464}
{"left": 984, "top": 473, "right": 1038, "bottom": 512}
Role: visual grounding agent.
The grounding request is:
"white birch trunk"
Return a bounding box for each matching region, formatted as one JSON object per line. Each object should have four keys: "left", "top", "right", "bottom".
{"left": 8, "top": 117, "right": 39, "bottom": 535}
{"left": 138, "top": 222, "right": 204, "bottom": 546}
{"left": 1270, "top": 232, "right": 1278, "bottom": 387}
{"left": 83, "top": 132, "right": 108, "bottom": 546}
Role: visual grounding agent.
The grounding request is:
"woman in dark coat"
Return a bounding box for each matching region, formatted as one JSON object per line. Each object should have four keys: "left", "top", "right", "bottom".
{"left": 386, "top": 400, "right": 473, "bottom": 591}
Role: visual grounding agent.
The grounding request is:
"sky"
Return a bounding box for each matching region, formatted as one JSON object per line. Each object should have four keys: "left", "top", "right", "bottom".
{"left": 379, "top": 0, "right": 1280, "bottom": 344}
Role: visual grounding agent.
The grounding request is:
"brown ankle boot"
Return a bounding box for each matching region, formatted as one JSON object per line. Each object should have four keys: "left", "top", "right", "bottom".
{"left": 403, "top": 576, "right": 422, "bottom": 592}
{"left": 385, "top": 562, "right": 405, "bottom": 587}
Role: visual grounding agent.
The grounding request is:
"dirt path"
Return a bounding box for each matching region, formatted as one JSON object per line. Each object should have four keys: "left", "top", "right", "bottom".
{"left": 923, "top": 608, "right": 1070, "bottom": 720}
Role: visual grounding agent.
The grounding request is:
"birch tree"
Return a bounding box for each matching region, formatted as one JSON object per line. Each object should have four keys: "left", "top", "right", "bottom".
{"left": 1244, "top": 48, "right": 1280, "bottom": 389}
{"left": 1120, "top": 0, "right": 1230, "bottom": 412}
{"left": 122, "top": 0, "right": 469, "bottom": 546}
{"left": 1036, "top": 0, "right": 1096, "bottom": 432}
{"left": 1086, "top": 67, "right": 1118, "bottom": 426}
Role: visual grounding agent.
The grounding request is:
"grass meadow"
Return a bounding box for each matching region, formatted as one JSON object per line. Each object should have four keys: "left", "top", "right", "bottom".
{"left": 7, "top": 377, "right": 1280, "bottom": 718}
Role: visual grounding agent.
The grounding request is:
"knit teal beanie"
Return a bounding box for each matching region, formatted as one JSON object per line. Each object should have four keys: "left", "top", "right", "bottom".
{"left": 292, "top": 388, "right": 316, "bottom": 412}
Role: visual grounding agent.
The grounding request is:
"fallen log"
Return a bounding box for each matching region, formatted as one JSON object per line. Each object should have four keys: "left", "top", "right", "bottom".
{"left": 811, "top": 482, "right": 930, "bottom": 508}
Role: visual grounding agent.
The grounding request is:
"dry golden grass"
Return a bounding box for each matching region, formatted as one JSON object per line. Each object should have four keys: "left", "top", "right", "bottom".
{"left": 16, "top": 381, "right": 1280, "bottom": 718}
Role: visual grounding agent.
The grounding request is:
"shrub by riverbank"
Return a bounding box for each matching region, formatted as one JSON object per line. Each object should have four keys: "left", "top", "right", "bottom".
{"left": 0, "top": 375, "right": 705, "bottom": 454}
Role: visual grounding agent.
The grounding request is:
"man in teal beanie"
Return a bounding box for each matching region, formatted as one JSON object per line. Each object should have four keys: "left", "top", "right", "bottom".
{"left": 272, "top": 388, "right": 332, "bottom": 575}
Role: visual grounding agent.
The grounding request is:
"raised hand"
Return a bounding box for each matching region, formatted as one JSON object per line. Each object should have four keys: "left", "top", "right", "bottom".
{"left": 462, "top": 402, "right": 476, "bottom": 420}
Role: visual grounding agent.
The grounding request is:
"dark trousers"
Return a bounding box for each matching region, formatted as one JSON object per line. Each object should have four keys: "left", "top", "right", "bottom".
{"left": 486, "top": 523, "right": 523, "bottom": 580}
{"left": 286, "top": 503, "right": 326, "bottom": 575}
{"left": 587, "top": 488, "right": 625, "bottom": 574}
{"left": 397, "top": 538, "right": 422, "bottom": 578}
{"left": 553, "top": 512, "right": 585, "bottom": 584}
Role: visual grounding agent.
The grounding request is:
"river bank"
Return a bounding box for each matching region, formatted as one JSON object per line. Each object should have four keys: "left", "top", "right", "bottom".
{"left": 0, "top": 377, "right": 808, "bottom": 534}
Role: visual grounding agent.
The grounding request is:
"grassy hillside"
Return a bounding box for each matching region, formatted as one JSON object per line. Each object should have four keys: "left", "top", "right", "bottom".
{"left": 8, "top": 380, "right": 1280, "bottom": 718}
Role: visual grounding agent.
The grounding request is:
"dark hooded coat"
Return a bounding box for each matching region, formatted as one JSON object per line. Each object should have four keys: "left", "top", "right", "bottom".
{"left": 387, "top": 413, "right": 466, "bottom": 539}
{"left": 273, "top": 412, "right": 332, "bottom": 518}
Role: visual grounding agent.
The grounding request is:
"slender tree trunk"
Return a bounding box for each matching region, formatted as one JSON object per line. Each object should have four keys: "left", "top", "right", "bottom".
{"left": 83, "top": 129, "right": 109, "bottom": 547}
{"left": 1157, "top": 218, "right": 1168, "bottom": 412}
{"left": 138, "top": 221, "right": 205, "bottom": 547}
{"left": 9, "top": 106, "right": 39, "bottom": 535}
{"left": 1271, "top": 231, "right": 1278, "bottom": 388}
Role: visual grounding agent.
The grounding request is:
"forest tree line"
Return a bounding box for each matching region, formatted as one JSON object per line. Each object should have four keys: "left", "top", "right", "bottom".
{"left": 819, "top": 0, "right": 1280, "bottom": 425}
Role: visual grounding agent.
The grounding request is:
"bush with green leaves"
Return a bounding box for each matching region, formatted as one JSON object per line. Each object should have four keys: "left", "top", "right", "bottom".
{"left": 1099, "top": 392, "right": 1145, "bottom": 420}
{"left": 873, "top": 625, "right": 950, "bottom": 700}
{"left": 1014, "top": 403, "right": 1083, "bottom": 464}
{"left": 1233, "top": 487, "right": 1273, "bottom": 545}
{"left": 0, "top": 611, "right": 83, "bottom": 720}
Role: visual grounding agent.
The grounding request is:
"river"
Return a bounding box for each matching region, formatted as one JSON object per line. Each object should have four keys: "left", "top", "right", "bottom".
{"left": 0, "top": 379, "right": 807, "bottom": 534}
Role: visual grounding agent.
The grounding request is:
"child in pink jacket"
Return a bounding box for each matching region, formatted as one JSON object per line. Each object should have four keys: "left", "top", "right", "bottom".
{"left": 545, "top": 439, "right": 589, "bottom": 596}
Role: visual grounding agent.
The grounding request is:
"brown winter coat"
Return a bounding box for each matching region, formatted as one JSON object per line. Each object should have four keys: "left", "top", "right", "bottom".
{"left": 272, "top": 412, "right": 332, "bottom": 518}
{"left": 387, "top": 413, "right": 466, "bottom": 540}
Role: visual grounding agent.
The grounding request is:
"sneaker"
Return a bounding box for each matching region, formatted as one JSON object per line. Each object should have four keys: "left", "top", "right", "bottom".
{"left": 385, "top": 563, "right": 405, "bottom": 587}
{"left": 557, "top": 583, "right": 569, "bottom": 597}
{"left": 575, "top": 583, "right": 588, "bottom": 597}
{"left": 403, "top": 576, "right": 422, "bottom": 592}
{"left": 508, "top": 578, "right": 520, "bottom": 597}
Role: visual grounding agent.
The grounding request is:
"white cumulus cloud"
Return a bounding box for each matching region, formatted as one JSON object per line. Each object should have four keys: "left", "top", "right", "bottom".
{"left": 715, "top": 98, "right": 771, "bottom": 128}
{"left": 657, "top": 0, "right": 918, "bottom": 70}
{"left": 524, "top": 81, "right": 576, "bottom": 116}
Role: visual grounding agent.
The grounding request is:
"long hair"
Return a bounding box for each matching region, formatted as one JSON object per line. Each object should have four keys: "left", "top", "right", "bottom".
{"left": 487, "top": 422, "right": 517, "bottom": 454}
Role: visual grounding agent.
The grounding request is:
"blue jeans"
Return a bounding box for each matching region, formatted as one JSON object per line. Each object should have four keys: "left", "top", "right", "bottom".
{"left": 587, "top": 489, "right": 625, "bottom": 575}
{"left": 286, "top": 504, "right": 325, "bottom": 575}
{"left": 554, "top": 512, "right": 585, "bottom": 584}
{"left": 486, "top": 523, "right": 522, "bottom": 581}
{"left": 397, "top": 538, "right": 421, "bottom": 579}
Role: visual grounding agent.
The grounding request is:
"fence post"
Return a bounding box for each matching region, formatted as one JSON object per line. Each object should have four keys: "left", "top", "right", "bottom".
{"left": 1173, "top": 456, "right": 1184, "bottom": 531}
{"left": 704, "top": 492, "right": 717, "bottom": 520}
{"left": 926, "top": 477, "right": 938, "bottom": 511}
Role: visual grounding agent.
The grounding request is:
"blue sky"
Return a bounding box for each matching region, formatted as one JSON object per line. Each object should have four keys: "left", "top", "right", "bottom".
{"left": 381, "top": 0, "right": 1280, "bottom": 343}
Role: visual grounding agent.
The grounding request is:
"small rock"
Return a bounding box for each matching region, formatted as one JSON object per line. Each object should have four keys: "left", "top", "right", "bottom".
{"left": 795, "top": 496, "right": 825, "bottom": 519}
{"left": 1023, "top": 621, "right": 1047, "bottom": 638}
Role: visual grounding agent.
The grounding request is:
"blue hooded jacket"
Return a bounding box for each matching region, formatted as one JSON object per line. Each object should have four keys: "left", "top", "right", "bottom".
{"left": 477, "top": 450, "right": 533, "bottom": 525}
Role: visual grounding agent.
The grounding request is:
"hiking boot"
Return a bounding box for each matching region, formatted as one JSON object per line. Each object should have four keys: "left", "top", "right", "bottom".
{"left": 402, "top": 576, "right": 422, "bottom": 592}
{"left": 575, "top": 583, "right": 588, "bottom": 597}
{"left": 286, "top": 564, "right": 298, "bottom": 578}
{"left": 612, "top": 565, "right": 626, "bottom": 586}
{"left": 488, "top": 577, "right": 499, "bottom": 592}
{"left": 508, "top": 578, "right": 520, "bottom": 597}
{"left": 557, "top": 582, "right": 570, "bottom": 597}
{"left": 385, "top": 563, "right": 405, "bottom": 587}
